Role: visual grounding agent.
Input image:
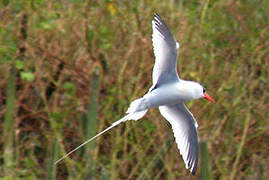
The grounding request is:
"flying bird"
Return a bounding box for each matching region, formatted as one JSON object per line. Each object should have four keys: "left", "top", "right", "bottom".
{"left": 55, "top": 13, "right": 215, "bottom": 175}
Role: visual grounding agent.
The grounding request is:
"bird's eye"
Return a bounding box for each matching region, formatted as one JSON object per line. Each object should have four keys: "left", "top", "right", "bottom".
{"left": 203, "top": 88, "right": 206, "bottom": 94}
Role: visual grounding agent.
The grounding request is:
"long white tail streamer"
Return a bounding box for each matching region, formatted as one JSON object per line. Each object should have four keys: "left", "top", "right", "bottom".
{"left": 54, "top": 109, "right": 148, "bottom": 165}
{"left": 54, "top": 115, "right": 129, "bottom": 165}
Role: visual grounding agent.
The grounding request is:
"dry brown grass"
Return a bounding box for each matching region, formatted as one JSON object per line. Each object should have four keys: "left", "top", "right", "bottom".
{"left": 0, "top": 0, "right": 269, "bottom": 179}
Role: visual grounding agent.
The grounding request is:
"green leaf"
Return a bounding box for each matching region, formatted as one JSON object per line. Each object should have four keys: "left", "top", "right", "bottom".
{"left": 63, "top": 82, "right": 75, "bottom": 90}
{"left": 40, "top": 22, "right": 53, "bottom": 30}
{"left": 15, "top": 60, "right": 25, "bottom": 70}
{"left": 3, "top": 0, "right": 9, "bottom": 6}
{"left": 20, "top": 71, "right": 35, "bottom": 82}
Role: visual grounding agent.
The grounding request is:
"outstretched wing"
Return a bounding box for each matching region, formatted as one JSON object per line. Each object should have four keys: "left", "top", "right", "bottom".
{"left": 159, "top": 103, "right": 199, "bottom": 174}
{"left": 151, "top": 13, "right": 180, "bottom": 89}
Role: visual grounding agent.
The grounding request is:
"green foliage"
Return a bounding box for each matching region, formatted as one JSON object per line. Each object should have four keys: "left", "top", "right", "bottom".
{"left": 81, "top": 68, "right": 100, "bottom": 178}
{"left": 200, "top": 141, "right": 212, "bottom": 180}
{"left": 3, "top": 67, "right": 16, "bottom": 176}
{"left": 20, "top": 71, "right": 35, "bottom": 82}
{"left": 15, "top": 60, "right": 25, "bottom": 70}
{"left": 2, "top": 0, "right": 9, "bottom": 6}
{"left": 0, "top": 0, "right": 269, "bottom": 179}
{"left": 46, "top": 138, "right": 59, "bottom": 180}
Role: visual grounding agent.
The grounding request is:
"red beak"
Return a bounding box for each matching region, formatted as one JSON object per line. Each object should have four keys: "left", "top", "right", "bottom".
{"left": 204, "top": 93, "right": 215, "bottom": 103}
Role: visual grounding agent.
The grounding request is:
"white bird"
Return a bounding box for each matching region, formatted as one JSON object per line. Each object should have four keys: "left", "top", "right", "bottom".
{"left": 55, "top": 13, "right": 215, "bottom": 175}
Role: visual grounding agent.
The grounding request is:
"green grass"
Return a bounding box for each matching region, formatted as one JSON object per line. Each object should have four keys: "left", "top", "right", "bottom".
{"left": 200, "top": 141, "right": 212, "bottom": 180}
{"left": 0, "top": 0, "right": 269, "bottom": 179}
{"left": 3, "top": 67, "right": 16, "bottom": 175}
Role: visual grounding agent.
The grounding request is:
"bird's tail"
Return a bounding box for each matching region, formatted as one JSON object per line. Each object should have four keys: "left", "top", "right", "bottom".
{"left": 126, "top": 97, "right": 148, "bottom": 115}
{"left": 54, "top": 98, "right": 148, "bottom": 165}
{"left": 112, "top": 97, "right": 148, "bottom": 126}
{"left": 112, "top": 109, "right": 148, "bottom": 126}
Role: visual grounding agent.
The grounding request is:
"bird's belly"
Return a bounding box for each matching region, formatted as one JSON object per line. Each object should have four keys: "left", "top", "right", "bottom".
{"left": 143, "top": 84, "right": 184, "bottom": 108}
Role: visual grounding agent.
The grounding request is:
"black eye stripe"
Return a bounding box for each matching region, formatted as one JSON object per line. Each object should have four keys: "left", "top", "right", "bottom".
{"left": 203, "top": 88, "right": 206, "bottom": 93}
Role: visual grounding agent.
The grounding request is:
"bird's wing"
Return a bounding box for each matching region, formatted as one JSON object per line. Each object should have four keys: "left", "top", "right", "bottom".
{"left": 151, "top": 13, "right": 180, "bottom": 90}
{"left": 159, "top": 103, "right": 199, "bottom": 174}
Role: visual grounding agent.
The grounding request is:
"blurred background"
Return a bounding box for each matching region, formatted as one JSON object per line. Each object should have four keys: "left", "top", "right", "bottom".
{"left": 0, "top": 0, "right": 269, "bottom": 179}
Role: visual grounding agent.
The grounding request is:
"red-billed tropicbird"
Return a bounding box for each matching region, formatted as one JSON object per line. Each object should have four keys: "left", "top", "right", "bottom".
{"left": 55, "top": 13, "right": 215, "bottom": 175}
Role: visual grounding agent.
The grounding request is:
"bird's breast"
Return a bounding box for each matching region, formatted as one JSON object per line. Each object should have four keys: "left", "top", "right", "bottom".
{"left": 143, "top": 83, "right": 187, "bottom": 108}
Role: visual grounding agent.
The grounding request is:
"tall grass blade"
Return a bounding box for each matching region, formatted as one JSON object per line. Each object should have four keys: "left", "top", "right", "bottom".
{"left": 201, "top": 0, "right": 210, "bottom": 23}
{"left": 82, "top": 67, "right": 100, "bottom": 177}
{"left": 3, "top": 67, "right": 17, "bottom": 175}
{"left": 46, "top": 137, "right": 59, "bottom": 180}
{"left": 137, "top": 136, "right": 173, "bottom": 180}
{"left": 230, "top": 108, "right": 251, "bottom": 180}
{"left": 200, "top": 141, "right": 212, "bottom": 180}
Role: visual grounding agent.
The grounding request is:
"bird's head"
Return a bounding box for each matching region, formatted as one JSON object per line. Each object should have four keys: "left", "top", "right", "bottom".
{"left": 191, "top": 82, "right": 215, "bottom": 103}
{"left": 202, "top": 86, "right": 215, "bottom": 103}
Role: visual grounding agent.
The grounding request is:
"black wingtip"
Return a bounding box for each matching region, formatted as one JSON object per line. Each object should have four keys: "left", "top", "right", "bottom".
{"left": 154, "top": 12, "right": 160, "bottom": 17}
{"left": 191, "top": 170, "right": 196, "bottom": 175}
{"left": 153, "top": 13, "right": 161, "bottom": 20}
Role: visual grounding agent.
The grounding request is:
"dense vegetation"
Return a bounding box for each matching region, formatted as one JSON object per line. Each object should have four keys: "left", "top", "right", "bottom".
{"left": 1, "top": 0, "right": 268, "bottom": 179}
